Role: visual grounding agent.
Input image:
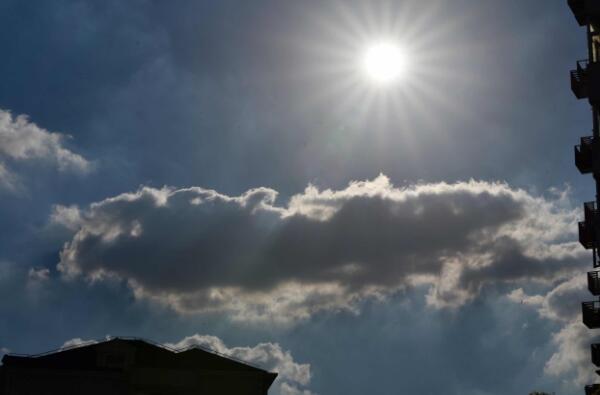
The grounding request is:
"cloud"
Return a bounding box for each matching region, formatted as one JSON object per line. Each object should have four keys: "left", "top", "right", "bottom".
{"left": 50, "top": 205, "right": 83, "bottom": 231}
{"left": 509, "top": 275, "right": 589, "bottom": 323}
{"left": 508, "top": 275, "right": 596, "bottom": 387}
{"left": 55, "top": 175, "right": 584, "bottom": 323}
{"left": 0, "top": 109, "right": 90, "bottom": 190}
{"left": 0, "top": 162, "right": 19, "bottom": 191}
{"left": 28, "top": 267, "right": 50, "bottom": 282}
{"left": 166, "top": 334, "right": 314, "bottom": 395}
{"left": 507, "top": 288, "right": 545, "bottom": 306}
{"left": 61, "top": 337, "right": 99, "bottom": 350}
{"left": 544, "top": 320, "right": 600, "bottom": 387}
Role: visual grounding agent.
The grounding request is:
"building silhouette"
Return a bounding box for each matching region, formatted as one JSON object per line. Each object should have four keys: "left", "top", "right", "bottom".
{"left": 0, "top": 337, "right": 277, "bottom": 395}
{"left": 568, "top": 1, "right": 600, "bottom": 395}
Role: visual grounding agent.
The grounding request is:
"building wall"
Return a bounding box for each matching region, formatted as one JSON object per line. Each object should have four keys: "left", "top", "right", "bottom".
{"left": 1, "top": 367, "right": 269, "bottom": 395}
{"left": 131, "top": 368, "right": 267, "bottom": 395}
{"left": 1, "top": 368, "right": 127, "bottom": 395}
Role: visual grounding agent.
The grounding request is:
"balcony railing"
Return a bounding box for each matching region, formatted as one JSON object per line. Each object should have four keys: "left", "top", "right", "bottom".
{"left": 583, "top": 301, "right": 600, "bottom": 328}
{"left": 580, "top": 221, "right": 595, "bottom": 249}
{"left": 593, "top": 344, "right": 600, "bottom": 367}
{"left": 587, "top": 384, "right": 600, "bottom": 395}
{"left": 585, "top": 201, "right": 597, "bottom": 222}
{"left": 589, "top": 272, "right": 600, "bottom": 296}
{"left": 572, "top": 59, "right": 590, "bottom": 99}
{"left": 575, "top": 136, "right": 594, "bottom": 174}
{"left": 579, "top": 202, "right": 598, "bottom": 249}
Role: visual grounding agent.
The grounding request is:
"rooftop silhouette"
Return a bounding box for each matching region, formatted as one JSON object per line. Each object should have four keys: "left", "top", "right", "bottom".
{"left": 0, "top": 337, "right": 277, "bottom": 395}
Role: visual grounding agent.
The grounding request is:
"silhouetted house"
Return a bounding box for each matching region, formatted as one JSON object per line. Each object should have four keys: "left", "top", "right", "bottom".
{"left": 0, "top": 337, "right": 277, "bottom": 395}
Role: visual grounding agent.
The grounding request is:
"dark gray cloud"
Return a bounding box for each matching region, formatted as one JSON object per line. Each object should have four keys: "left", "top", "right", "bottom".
{"left": 55, "top": 175, "right": 583, "bottom": 322}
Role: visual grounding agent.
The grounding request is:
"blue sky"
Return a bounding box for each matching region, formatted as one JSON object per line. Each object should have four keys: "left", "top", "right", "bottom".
{"left": 0, "top": 1, "right": 596, "bottom": 394}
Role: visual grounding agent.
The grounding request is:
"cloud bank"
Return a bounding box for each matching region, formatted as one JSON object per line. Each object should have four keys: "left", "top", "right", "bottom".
{"left": 0, "top": 109, "right": 90, "bottom": 190}
{"left": 54, "top": 175, "right": 584, "bottom": 324}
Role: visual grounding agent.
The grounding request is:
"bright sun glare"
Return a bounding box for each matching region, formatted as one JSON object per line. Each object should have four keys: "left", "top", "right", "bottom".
{"left": 362, "top": 42, "right": 408, "bottom": 85}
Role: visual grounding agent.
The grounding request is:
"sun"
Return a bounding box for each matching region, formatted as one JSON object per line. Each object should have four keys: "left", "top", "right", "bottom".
{"left": 362, "top": 42, "right": 408, "bottom": 85}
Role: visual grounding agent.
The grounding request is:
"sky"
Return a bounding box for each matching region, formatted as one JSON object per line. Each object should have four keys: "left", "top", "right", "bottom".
{"left": 0, "top": 1, "right": 596, "bottom": 394}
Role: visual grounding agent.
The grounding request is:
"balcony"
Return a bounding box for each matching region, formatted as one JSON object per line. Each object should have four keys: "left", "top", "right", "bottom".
{"left": 580, "top": 221, "right": 595, "bottom": 249}
{"left": 572, "top": 60, "right": 600, "bottom": 103}
{"left": 587, "top": 384, "right": 600, "bottom": 395}
{"left": 575, "top": 136, "right": 594, "bottom": 174}
{"left": 579, "top": 202, "right": 598, "bottom": 249}
{"left": 590, "top": 272, "right": 600, "bottom": 295}
{"left": 593, "top": 344, "right": 600, "bottom": 367}
{"left": 583, "top": 301, "right": 600, "bottom": 328}
{"left": 569, "top": 0, "right": 600, "bottom": 26}
{"left": 586, "top": 201, "right": 597, "bottom": 222}
{"left": 572, "top": 60, "right": 589, "bottom": 99}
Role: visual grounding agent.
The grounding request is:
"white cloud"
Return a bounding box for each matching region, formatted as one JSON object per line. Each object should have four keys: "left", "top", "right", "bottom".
{"left": 507, "top": 288, "right": 545, "bottom": 306}
{"left": 50, "top": 205, "right": 83, "bottom": 231}
{"left": 56, "top": 175, "right": 585, "bottom": 323}
{"left": 0, "top": 109, "right": 90, "bottom": 191}
{"left": 0, "top": 161, "right": 19, "bottom": 191}
{"left": 507, "top": 274, "right": 595, "bottom": 386}
{"left": 507, "top": 273, "right": 588, "bottom": 324}
{"left": 278, "top": 382, "right": 315, "bottom": 395}
{"left": 544, "top": 320, "right": 600, "bottom": 387}
{"left": 167, "top": 334, "right": 314, "bottom": 395}
{"left": 28, "top": 267, "right": 50, "bottom": 282}
{"left": 60, "top": 337, "right": 99, "bottom": 350}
